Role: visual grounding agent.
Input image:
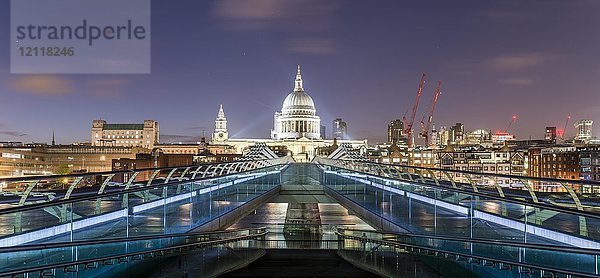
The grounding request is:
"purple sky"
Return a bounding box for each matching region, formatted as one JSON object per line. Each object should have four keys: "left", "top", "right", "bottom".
{"left": 1, "top": 0, "right": 599, "bottom": 144}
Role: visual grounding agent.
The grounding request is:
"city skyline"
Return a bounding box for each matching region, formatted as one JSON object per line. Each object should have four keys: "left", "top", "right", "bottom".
{"left": 1, "top": 0, "right": 599, "bottom": 144}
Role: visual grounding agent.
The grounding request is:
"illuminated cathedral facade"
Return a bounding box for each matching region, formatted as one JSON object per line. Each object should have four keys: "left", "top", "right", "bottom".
{"left": 211, "top": 65, "right": 366, "bottom": 162}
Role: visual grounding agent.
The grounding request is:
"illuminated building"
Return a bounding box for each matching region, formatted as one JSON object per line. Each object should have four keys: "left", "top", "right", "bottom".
{"left": 0, "top": 145, "right": 140, "bottom": 177}
{"left": 575, "top": 119, "right": 593, "bottom": 142}
{"left": 332, "top": 118, "right": 347, "bottom": 140}
{"left": 271, "top": 65, "right": 321, "bottom": 140}
{"left": 210, "top": 65, "right": 367, "bottom": 162}
{"left": 212, "top": 104, "right": 229, "bottom": 143}
{"left": 91, "top": 120, "right": 159, "bottom": 149}
{"left": 545, "top": 126, "right": 557, "bottom": 143}
{"left": 387, "top": 119, "right": 404, "bottom": 144}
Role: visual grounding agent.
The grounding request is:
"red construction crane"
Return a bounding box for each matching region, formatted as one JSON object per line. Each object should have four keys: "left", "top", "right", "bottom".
{"left": 504, "top": 115, "right": 517, "bottom": 133}
{"left": 405, "top": 73, "right": 426, "bottom": 148}
{"left": 419, "top": 80, "right": 442, "bottom": 145}
{"left": 401, "top": 110, "right": 409, "bottom": 129}
{"left": 560, "top": 115, "right": 571, "bottom": 140}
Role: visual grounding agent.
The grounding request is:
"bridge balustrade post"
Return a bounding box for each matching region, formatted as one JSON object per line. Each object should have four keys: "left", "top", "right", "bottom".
{"left": 201, "top": 165, "right": 215, "bottom": 178}
{"left": 518, "top": 178, "right": 541, "bottom": 226}
{"left": 164, "top": 168, "right": 178, "bottom": 184}
{"left": 218, "top": 164, "right": 230, "bottom": 176}
{"left": 415, "top": 170, "right": 426, "bottom": 184}
{"left": 191, "top": 165, "right": 204, "bottom": 180}
{"left": 95, "top": 174, "right": 116, "bottom": 215}
{"left": 463, "top": 174, "right": 481, "bottom": 208}
{"left": 492, "top": 176, "right": 507, "bottom": 217}
{"left": 61, "top": 177, "right": 84, "bottom": 222}
{"left": 559, "top": 181, "right": 587, "bottom": 236}
{"left": 442, "top": 171, "right": 457, "bottom": 189}
{"left": 427, "top": 169, "right": 440, "bottom": 186}
{"left": 405, "top": 167, "right": 414, "bottom": 182}
{"left": 17, "top": 180, "right": 40, "bottom": 207}
{"left": 15, "top": 212, "right": 22, "bottom": 233}
{"left": 388, "top": 166, "right": 401, "bottom": 180}
{"left": 14, "top": 181, "right": 40, "bottom": 233}
{"left": 232, "top": 162, "right": 243, "bottom": 174}
{"left": 175, "top": 167, "right": 191, "bottom": 194}
{"left": 121, "top": 172, "right": 140, "bottom": 209}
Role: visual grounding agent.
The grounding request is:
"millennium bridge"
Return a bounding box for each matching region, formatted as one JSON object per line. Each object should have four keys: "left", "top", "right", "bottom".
{"left": 1, "top": 156, "right": 600, "bottom": 277}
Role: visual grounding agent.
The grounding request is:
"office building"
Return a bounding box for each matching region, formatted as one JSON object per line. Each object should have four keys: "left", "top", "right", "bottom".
{"left": 92, "top": 120, "right": 159, "bottom": 149}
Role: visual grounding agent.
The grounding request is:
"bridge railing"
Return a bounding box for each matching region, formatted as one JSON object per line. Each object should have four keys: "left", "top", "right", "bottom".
{"left": 316, "top": 157, "right": 600, "bottom": 248}
{"left": 314, "top": 157, "right": 600, "bottom": 213}
{"left": 0, "top": 156, "right": 293, "bottom": 209}
{"left": 0, "top": 227, "right": 268, "bottom": 277}
{"left": 336, "top": 227, "right": 600, "bottom": 278}
{"left": 0, "top": 157, "right": 292, "bottom": 246}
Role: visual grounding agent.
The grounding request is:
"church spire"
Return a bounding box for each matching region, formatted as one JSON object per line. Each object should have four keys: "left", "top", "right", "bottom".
{"left": 213, "top": 104, "right": 228, "bottom": 142}
{"left": 51, "top": 130, "right": 56, "bottom": 146}
{"left": 294, "top": 64, "right": 303, "bottom": 91}
{"left": 218, "top": 104, "right": 225, "bottom": 118}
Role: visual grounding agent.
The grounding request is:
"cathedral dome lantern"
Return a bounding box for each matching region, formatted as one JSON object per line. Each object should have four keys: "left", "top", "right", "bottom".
{"left": 271, "top": 65, "right": 321, "bottom": 140}
{"left": 281, "top": 65, "right": 316, "bottom": 116}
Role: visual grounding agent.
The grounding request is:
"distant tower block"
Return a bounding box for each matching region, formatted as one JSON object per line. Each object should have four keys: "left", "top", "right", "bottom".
{"left": 575, "top": 119, "right": 593, "bottom": 142}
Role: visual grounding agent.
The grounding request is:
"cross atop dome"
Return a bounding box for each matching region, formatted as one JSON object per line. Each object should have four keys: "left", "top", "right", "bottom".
{"left": 294, "top": 64, "right": 303, "bottom": 91}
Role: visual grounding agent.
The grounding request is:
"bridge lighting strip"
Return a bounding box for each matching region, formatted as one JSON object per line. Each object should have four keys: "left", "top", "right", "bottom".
{"left": 0, "top": 209, "right": 127, "bottom": 246}
{"left": 332, "top": 171, "right": 600, "bottom": 249}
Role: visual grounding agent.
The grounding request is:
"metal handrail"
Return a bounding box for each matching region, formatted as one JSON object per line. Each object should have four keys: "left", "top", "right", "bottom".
{"left": 0, "top": 162, "right": 284, "bottom": 215}
{"left": 0, "top": 230, "right": 268, "bottom": 276}
{"left": 0, "top": 159, "right": 276, "bottom": 183}
{"left": 336, "top": 229, "right": 600, "bottom": 278}
{"left": 315, "top": 157, "right": 600, "bottom": 187}
{"left": 323, "top": 166, "right": 600, "bottom": 221}
{"left": 337, "top": 228, "right": 600, "bottom": 255}
{"left": 0, "top": 227, "right": 267, "bottom": 252}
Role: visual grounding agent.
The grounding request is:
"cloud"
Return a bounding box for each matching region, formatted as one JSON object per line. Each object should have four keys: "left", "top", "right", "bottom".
{"left": 213, "top": 0, "right": 343, "bottom": 56}
{"left": 286, "top": 38, "right": 336, "bottom": 54}
{"left": 498, "top": 78, "right": 535, "bottom": 85}
{"left": 10, "top": 75, "right": 74, "bottom": 96}
{"left": 92, "top": 79, "right": 129, "bottom": 86}
{"left": 0, "top": 123, "right": 29, "bottom": 138}
{"left": 213, "top": 0, "right": 286, "bottom": 20}
{"left": 212, "top": 0, "right": 343, "bottom": 31}
{"left": 486, "top": 53, "right": 554, "bottom": 70}
{"left": 0, "top": 131, "right": 28, "bottom": 137}
{"left": 88, "top": 79, "right": 130, "bottom": 100}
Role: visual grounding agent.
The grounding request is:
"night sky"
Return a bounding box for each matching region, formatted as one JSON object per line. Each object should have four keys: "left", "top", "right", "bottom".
{"left": 1, "top": 0, "right": 599, "bottom": 144}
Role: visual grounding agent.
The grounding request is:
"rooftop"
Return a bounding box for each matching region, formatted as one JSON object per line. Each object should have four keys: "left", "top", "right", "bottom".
{"left": 102, "top": 124, "right": 145, "bottom": 131}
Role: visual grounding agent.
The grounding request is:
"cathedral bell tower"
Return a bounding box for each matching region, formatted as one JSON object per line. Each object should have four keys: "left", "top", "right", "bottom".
{"left": 212, "top": 104, "right": 229, "bottom": 143}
